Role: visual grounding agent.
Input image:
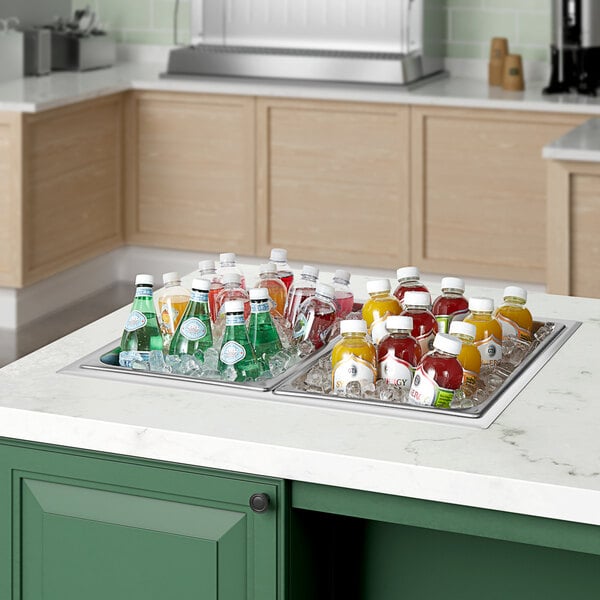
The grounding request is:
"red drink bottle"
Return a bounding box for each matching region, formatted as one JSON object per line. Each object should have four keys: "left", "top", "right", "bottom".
{"left": 270, "top": 248, "right": 294, "bottom": 291}
{"left": 377, "top": 316, "right": 422, "bottom": 388}
{"left": 432, "top": 277, "right": 469, "bottom": 334}
{"left": 332, "top": 269, "right": 354, "bottom": 319}
{"left": 284, "top": 265, "right": 319, "bottom": 326}
{"left": 401, "top": 291, "right": 439, "bottom": 357}
{"left": 293, "top": 282, "right": 338, "bottom": 350}
{"left": 198, "top": 259, "right": 223, "bottom": 323}
{"left": 393, "top": 266, "right": 430, "bottom": 306}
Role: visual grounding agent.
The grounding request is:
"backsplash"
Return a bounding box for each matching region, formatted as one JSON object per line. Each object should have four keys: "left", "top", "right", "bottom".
{"left": 72, "top": 0, "right": 551, "bottom": 62}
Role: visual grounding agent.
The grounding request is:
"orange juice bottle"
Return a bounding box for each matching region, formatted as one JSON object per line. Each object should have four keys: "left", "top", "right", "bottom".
{"left": 331, "top": 320, "right": 377, "bottom": 392}
{"left": 494, "top": 286, "right": 533, "bottom": 341}
{"left": 256, "top": 262, "right": 287, "bottom": 317}
{"left": 157, "top": 272, "right": 191, "bottom": 347}
{"left": 361, "top": 279, "right": 402, "bottom": 345}
{"left": 449, "top": 320, "right": 481, "bottom": 394}
{"left": 465, "top": 297, "right": 503, "bottom": 365}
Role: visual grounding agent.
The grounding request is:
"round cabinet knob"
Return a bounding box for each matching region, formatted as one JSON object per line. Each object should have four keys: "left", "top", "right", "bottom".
{"left": 249, "top": 493, "right": 270, "bottom": 513}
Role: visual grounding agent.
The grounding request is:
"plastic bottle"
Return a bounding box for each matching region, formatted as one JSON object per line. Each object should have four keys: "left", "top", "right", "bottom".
{"left": 156, "top": 272, "right": 191, "bottom": 346}
{"left": 465, "top": 297, "right": 503, "bottom": 365}
{"left": 293, "top": 282, "right": 338, "bottom": 350}
{"left": 247, "top": 287, "right": 282, "bottom": 368}
{"left": 449, "top": 320, "right": 481, "bottom": 395}
{"left": 331, "top": 320, "right": 377, "bottom": 392}
{"left": 393, "top": 266, "right": 430, "bottom": 306}
{"left": 218, "top": 300, "right": 260, "bottom": 381}
{"left": 215, "top": 273, "right": 250, "bottom": 321}
{"left": 377, "top": 316, "right": 422, "bottom": 388}
{"left": 400, "top": 291, "right": 439, "bottom": 357}
{"left": 332, "top": 269, "right": 354, "bottom": 319}
{"left": 361, "top": 279, "right": 402, "bottom": 345}
{"left": 169, "top": 278, "right": 213, "bottom": 360}
{"left": 218, "top": 253, "right": 246, "bottom": 289}
{"left": 432, "top": 277, "right": 469, "bottom": 334}
{"left": 408, "top": 333, "right": 463, "bottom": 409}
{"left": 494, "top": 286, "right": 533, "bottom": 341}
{"left": 256, "top": 262, "right": 287, "bottom": 317}
{"left": 198, "top": 259, "right": 224, "bottom": 323}
{"left": 270, "top": 248, "right": 294, "bottom": 291}
{"left": 119, "top": 274, "right": 163, "bottom": 367}
{"left": 284, "top": 265, "right": 319, "bottom": 326}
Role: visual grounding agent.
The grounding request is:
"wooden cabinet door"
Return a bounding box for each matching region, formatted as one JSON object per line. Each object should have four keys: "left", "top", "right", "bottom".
{"left": 125, "top": 92, "right": 256, "bottom": 255}
{"left": 257, "top": 98, "right": 410, "bottom": 269}
{"left": 411, "top": 107, "right": 587, "bottom": 283}
{"left": 0, "top": 442, "right": 283, "bottom": 600}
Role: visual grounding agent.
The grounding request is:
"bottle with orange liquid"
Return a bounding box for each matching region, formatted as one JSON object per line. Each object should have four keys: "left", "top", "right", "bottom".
{"left": 449, "top": 320, "right": 481, "bottom": 395}
{"left": 270, "top": 248, "right": 294, "bottom": 291}
{"left": 361, "top": 279, "right": 402, "bottom": 345}
{"left": 465, "top": 297, "right": 503, "bottom": 365}
{"left": 256, "top": 262, "right": 287, "bottom": 317}
{"left": 157, "top": 272, "right": 190, "bottom": 349}
{"left": 400, "top": 291, "right": 438, "bottom": 357}
{"left": 393, "top": 266, "right": 430, "bottom": 307}
{"left": 198, "top": 259, "right": 223, "bottom": 323}
{"left": 377, "top": 316, "right": 421, "bottom": 388}
{"left": 432, "top": 277, "right": 469, "bottom": 334}
{"left": 494, "top": 286, "right": 533, "bottom": 341}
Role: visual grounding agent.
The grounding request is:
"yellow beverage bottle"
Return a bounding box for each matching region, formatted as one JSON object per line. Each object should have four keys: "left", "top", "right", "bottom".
{"left": 157, "top": 272, "right": 191, "bottom": 347}
{"left": 331, "top": 320, "right": 377, "bottom": 392}
{"left": 494, "top": 286, "right": 533, "bottom": 341}
{"left": 465, "top": 297, "right": 503, "bottom": 365}
{"left": 361, "top": 279, "right": 402, "bottom": 345}
{"left": 449, "top": 320, "right": 481, "bottom": 395}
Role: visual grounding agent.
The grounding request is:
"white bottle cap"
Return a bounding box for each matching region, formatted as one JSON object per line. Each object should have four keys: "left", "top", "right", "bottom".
{"left": 249, "top": 287, "right": 269, "bottom": 300}
{"left": 270, "top": 248, "right": 288, "bottom": 262}
{"left": 333, "top": 269, "right": 351, "bottom": 284}
{"left": 191, "top": 278, "right": 211, "bottom": 292}
{"left": 366, "top": 279, "right": 391, "bottom": 294}
{"left": 198, "top": 259, "right": 216, "bottom": 273}
{"left": 224, "top": 300, "right": 245, "bottom": 313}
{"left": 504, "top": 286, "right": 527, "bottom": 302}
{"left": 316, "top": 282, "right": 335, "bottom": 300}
{"left": 386, "top": 315, "right": 413, "bottom": 331}
{"left": 135, "top": 274, "right": 154, "bottom": 286}
{"left": 340, "top": 319, "right": 368, "bottom": 334}
{"left": 403, "top": 291, "right": 431, "bottom": 307}
{"left": 302, "top": 265, "right": 319, "bottom": 278}
{"left": 469, "top": 297, "right": 494, "bottom": 313}
{"left": 396, "top": 266, "right": 420, "bottom": 281}
{"left": 220, "top": 252, "right": 236, "bottom": 265}
{"left": 162, "top": 272, "right": 179, "bottom": 284}
{"left": 222, "top": 272, "right": 242, "bottom": 285}
{"left": 449, "top": 320, "right": 476, "bottom": 339}
{"left": 433, "top": 332, "right": 462, "bottom": 355}
{"left": 259, "top": 262, "right": 277, "bottom": 275}
{"left": 441, "top": 277, "right": 465, "bottom": 292}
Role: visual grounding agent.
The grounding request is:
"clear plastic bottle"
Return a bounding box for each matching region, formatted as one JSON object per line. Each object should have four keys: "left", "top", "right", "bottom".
{"left": 465, "top": 297, "right": 503, "bottom": 365}
{"left": 400, "top": 291, "right": 439, "bottom": 357}
{"left": 218, "top": 253, "right": 246, "bottom": 289}
{"left": 270, "top": 248, "right": 294, "bottom": 291}
{"left": 393, "top": 266, "right": 430, "bottom": 307}
{"left": 156, "top": 272, "right": 191, "bottom": 347}
{"left": 256, "top": 262, "right": 287, "bottom": 317}
{"left": 332, "top": 269, "right": 354, "bottom": 319}
{"left": 284, "top": 265, "right": 319, "bottom": 326}
{"left": 119, "top": 274, "right": 163, "bottom": 367}
{"left": 198, "top": 259, "right": 224, "bottom": 323}
{"left": 361, "top": 279, "right": 402, "bottom": 345}
{"left": 494, "top": 286, "right": 533, "bottom": 341}
{"left": 293, "top": 282, "right": 338, "bottom": 350}
{"left": 247, "top": 287, "right": 283, "bottom": 368}
{"left": 377, "top": 316, "right": 422, "bottom": 388}
{"left": 449, "top": 320, "right": 481, "bottom": 395}
{"left": 432, "top": 277, "right": 469, "bottom": 334}
{"left": 331, "top": 320, "right": 377, "bottom": 392}
{"left": 215, "top": 273, "right": 250, "bottom": 321}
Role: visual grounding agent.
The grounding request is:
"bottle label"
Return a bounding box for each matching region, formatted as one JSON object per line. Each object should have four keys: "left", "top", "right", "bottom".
{"left": 251, "top": 300, "right": 271, "bottom": 314}
{"left": 135, "top": 287, "right": 153, "bottom": 298}
{"left": 293, "top": 313, "right": 311, "bottom": 340}
{"left": 416, "top": 329, "right": 436, "bottom": 357}
{"left": 475, "top": 335, "right": 503, "bottom": 364}
{"left": 369, "top": 315, "right": 391, "bottom": 345}
{"left": 495, "top": 313, "right": 531, "bottom": 341}
{"left": 462, "top": 368, "right": 479, "bottom": 389}
{"left": 225, "top": 313, "right": 246, "bottom": 326}
{"left": 190, "top": 291, "right": 209, "bottom": 303}
{"left": 124, "top": 310, "right": 147, "bottom": 332}
{"left": 119, "top": 350, "right": 150, "bottom": 368}
{"left": 180, "top": 317, "right": 208, "bottom": 341}
{"left": 333, "top": 356, "right": 377, "bottom": 390}
{"left": 408, "top": 365, "right": 455, "bottom": 408}
{"left": 435, "top": 309, "right": 468, "bottom": 334}
{"left": 379, "top": 354, "right": 414, "bottom": 387}
{"left": 220, "top": 340, "right": 246, "bottom": 365}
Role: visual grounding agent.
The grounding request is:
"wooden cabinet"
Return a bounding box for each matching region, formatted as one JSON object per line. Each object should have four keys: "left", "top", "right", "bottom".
{"left": 256, "top": 98, "right": 410, "bottom": 269}
{"left": 125, "top": 91, "right": 256, "bottom": 255}
{"left": 0, "top": 441, "right": 284, "bottom": 599}
{"left": 410, "top": 107, "right": 587, "bottom": 283}
{"left": 547, "top": 160, "right": 600, "bottom": 298}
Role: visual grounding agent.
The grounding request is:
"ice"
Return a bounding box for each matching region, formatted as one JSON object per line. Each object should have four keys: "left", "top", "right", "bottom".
{"left": 305, "top": 367, "right": 329, "bottom": 392}
{"left": 224, "top": 365, "right": 238, "bottom": 382}
{"left": 202, "top": 368, "right": 220, "bottom": 380}
{"left": 392, "top": 385, "right": 409, "bottom": 404}
{"left": 534, "top": 322, "right": 555, "bottom": 343}
{"left": 148, "top": 350, "right": 166, "bottom": 372}
{"left": 273, "top": 314, "right": 294, "bottom": 349}
{"left": 256, "top": 370, "right": 273, "bottom": 381}
{"left": 451, "top": 388, "right": 473, "bottom": 409}
{"left": 203, "top": 347, "right": 220, "bottom": 371}
{"left": 502, "top": 335, "right": 532, "bottom": 367}
{"left": 361, "top": 382, "right": 377, "bottom": 400}
{"left": 131, "top": 359, "right": 149, "bottom": 371}
{"left": 179, "top": 355, "right": 201, "bottom": 376}
{"left": 376, "top": 380, "right": 396, "bottom": 402}
{"left": 345, "top": 381, "right": 362, "bottom": 397}
{"left": 269, "top": 353, "right": 287, "bottom": 377}
{"left": 296, "top": 340, "right": 315, "bottom": 359}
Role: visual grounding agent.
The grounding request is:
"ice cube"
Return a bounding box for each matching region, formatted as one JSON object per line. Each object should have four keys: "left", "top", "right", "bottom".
{"left": 203, "top": 347, "right": 219, "bottom": 370}
{"left": 179, "top": 355, "right": 201, "bottom": 376}
{"left": 148, "top": 350, "right": 166, "bottom": 372}
{"left": 296, "top": 340, "right": 315, "bottom": 359}
{"left": 224, "top": 365, "right": 238, "bottom": 382}
{"left": 131, "top": 359, "right": 149, "bottom": 371}
{"left": 345, "top": 381, "right": 362, "bottom": 397}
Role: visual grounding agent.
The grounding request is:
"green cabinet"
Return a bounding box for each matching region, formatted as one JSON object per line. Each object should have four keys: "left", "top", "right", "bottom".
{"left": 0, "top": 440, "right": 286, "bottom": 600}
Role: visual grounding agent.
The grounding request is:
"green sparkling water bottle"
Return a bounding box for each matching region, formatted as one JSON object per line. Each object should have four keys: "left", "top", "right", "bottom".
{"left": 247, "top": 287, "right": 282, "bottom": 368}
{"left": 218, "top": 300, "right": 260, "bottom": 381}
{"left": 169, "top": 278, "right": 213, "bottom": 359}
{"left": 119, "top": 274, "right": 163, "bottom": 367}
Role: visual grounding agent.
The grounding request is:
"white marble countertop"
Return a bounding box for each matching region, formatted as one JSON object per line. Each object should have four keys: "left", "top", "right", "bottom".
{"left": 1, "top": 264, "right": 599, "bottom": 528}
{"left": 3, "top": 62, "right": 600, "bottom": 115}
{"left": 543, "top": 118, "right": 600, "bottom": 162}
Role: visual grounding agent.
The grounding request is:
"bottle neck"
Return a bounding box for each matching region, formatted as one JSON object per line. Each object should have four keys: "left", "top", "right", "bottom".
{"left": 164, "top": 281, "right": 180, "bottom": 288}
{"left": 190, "top": 289, "right": 209, "bottom": 303}
{"left": 387, "top": 329, "right": 410, "bottom": 337}
{"left": 250, "top": 299, "right": 271, "bottom": 314}
{"left": 434, "top": 349, "right": 457, "bottom": 359}
{"left": 442, "top": 288, "right": 464, "bottom": 297}
{"left": 471, "top": 310, "right": 493, "bottom": 318}
{"left": 342, "top": 332, "right": 367, "bottom": 341}
{"left": 333, "top": 278, "right": 350, "bottom": 286}
{"left": 225, "top": 312, "right": 245, "bottom": 326}
{"left": 504, "top": 296, "right": 526, "bottom": 306}
{"left": 315, "top": 292, "right": 333, "bottom": 303}
{"left": 398, "top": 278, "right": 419, "bottom": 286}
{"left": 370, "top": 291, "right": 391, "bottom": 299}
{"left": 134, "top": 285, "right": 153, "bottom": 299}
{"left": 404, "top": 304, "right": 428, "bottom": 311}
{"left": 200, "top": 269, "right": 216, "bottom": 277}
{"left": 301, "top": 274, "right": 317, "bottom": 283}
{"left": 455, "top": 334, "right": 474, "bottom": 344}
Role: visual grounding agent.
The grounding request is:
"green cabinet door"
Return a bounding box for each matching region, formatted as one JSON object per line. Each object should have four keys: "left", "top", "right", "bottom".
{"left": 0, "top": 440, "right": 285, "bottom": 600}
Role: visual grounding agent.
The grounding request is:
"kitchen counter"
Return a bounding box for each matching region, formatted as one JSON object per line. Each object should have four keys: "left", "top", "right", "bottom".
{"left": 3, "top": 62, "right": 600, "bottom": 114}
{"left": 543, "top": 117, "right": 600, "bottom": 161}
{"left": 0, "top": 264, "right": 599, "bottom": 528}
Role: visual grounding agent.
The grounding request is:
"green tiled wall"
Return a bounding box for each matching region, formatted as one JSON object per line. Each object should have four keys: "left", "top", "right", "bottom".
{"left": 74, "top": 0, "right": 551, "bottom": 61}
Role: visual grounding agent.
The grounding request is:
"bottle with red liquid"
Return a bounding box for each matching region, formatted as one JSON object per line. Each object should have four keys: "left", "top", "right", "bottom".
{"left": 215, "top": 273, "right": 250, "bottom": 321}
{"left": 284, "top": 265, "right": 319, "bottom": 326}
{"left": 270, "top": 248, "right": 294, "bottom": 291}
{"left": 401, "top": 291, "right": 438, "bottom": 357}
{"left": 218, "top": 253, "right": 246, "bottom": 289}
{"left": 393, "top": 266, "right": 430, "bottom": 307}
{"left": 332, "top": 269, "right": 354, "bottom": 319}
{"left": 432, "top": 277, "right": 469, "bottom": 334}
{"left": 198, "top": 259, "right": 223, "bottom": 323}
{"left": 377, "top": 316, "right": 422, "bottom": 388}
{"left": 408, "top": 333, "right": 463, "bottom": 409}
{"left": 293, "top": 282, "right": 338, "bottom": 350}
